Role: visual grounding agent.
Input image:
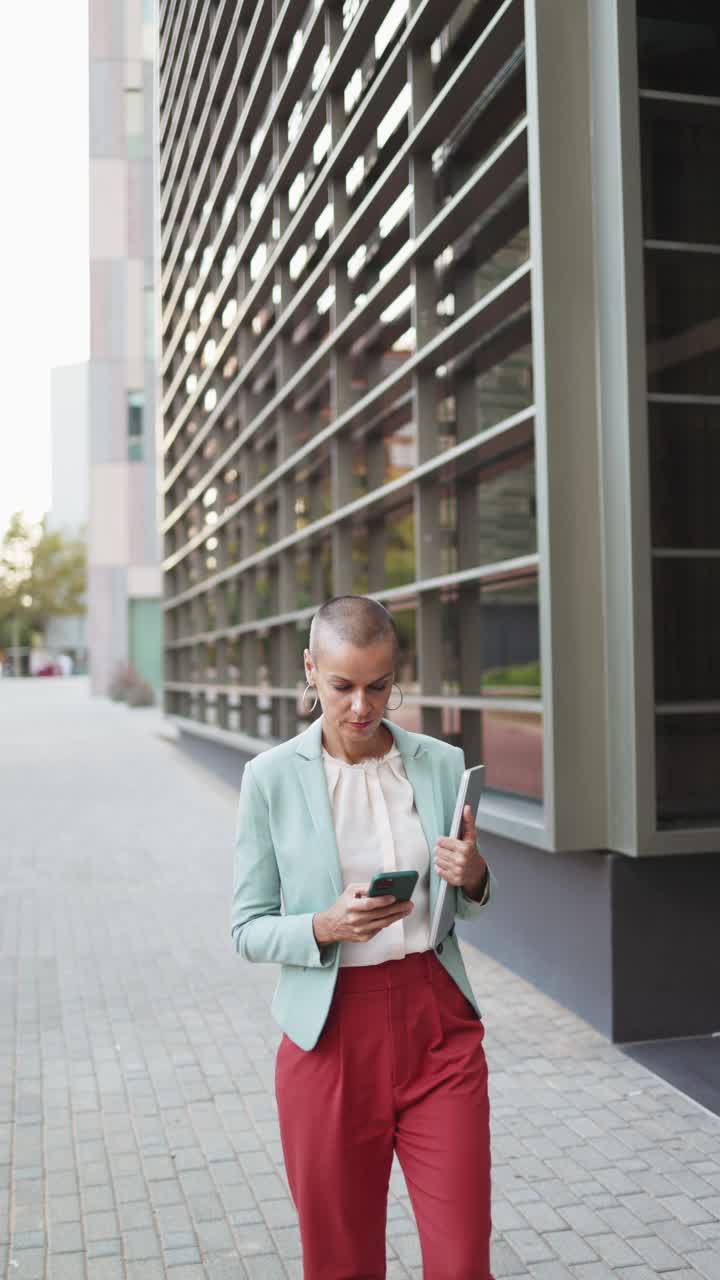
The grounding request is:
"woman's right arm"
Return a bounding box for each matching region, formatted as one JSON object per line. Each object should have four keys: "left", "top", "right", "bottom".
{"left": 231, "top": 763, "right": 337, "bottom": 969}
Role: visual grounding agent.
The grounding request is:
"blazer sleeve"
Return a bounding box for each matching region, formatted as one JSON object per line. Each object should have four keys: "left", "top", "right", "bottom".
{"left": 456, "top": 866, "right": 497, "bottom": 919}
{"left": 230, "top": 763, "right": 336, "bottom": 969}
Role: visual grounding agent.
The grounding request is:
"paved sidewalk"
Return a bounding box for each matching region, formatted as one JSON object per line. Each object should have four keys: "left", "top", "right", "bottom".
{"left": 1, "top": 679, "right": 719, "bottom": 1280}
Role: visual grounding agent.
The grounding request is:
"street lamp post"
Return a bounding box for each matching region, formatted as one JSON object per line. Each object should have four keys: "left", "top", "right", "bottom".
{"left": 11, "top": 615, "right": 20, "bottom": 676}
{"left": 12, "top": 594, "right": 33, "bottom": 676}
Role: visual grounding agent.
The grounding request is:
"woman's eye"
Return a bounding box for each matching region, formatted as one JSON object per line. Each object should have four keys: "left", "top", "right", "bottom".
{"left": 332, "top": 683, "right": 387, "bottom": 692}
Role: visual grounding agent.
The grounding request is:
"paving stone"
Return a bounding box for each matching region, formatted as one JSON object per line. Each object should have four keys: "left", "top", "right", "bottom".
{"left": 493, "top": 1201, "right": 529, "bottom": 1232}
{"left": 194, "top": 1219, "right": 235, "bottom": 1252}
{"left": 391, "top": 1232, "right": 423, "bottom": 1267}
{"left": 113, "top": 1175, "right": 148, "bottom": 1204}
{"left": 270, "top": 1224, "right": 303, "bottom": 1259}
{"left": 502, "top": 1228, "right": 557, "bottom": 1264}
{"left": 654, "top": 1216, "right": 712, "bottom": 1254}
{"left": 81, "top": 1260, "right": 124, "bottom": 1280}
{"left": 204, "top": 1255, "right": 249, "bottom": 1280}
{"left": 526, "top": 1263, "right": 575, "bottom": 1280}
{"left": 571, "top": 1264, "right": 617, "bottom": 1280}
{"left": 686, "top": 1252, "right": 720, "bottom": 1280}
{"left": 518, "top": 1202, "right": 566, "bottom": 1232}
{"left": 595, "top": 1203, "right": 648, "bottom": 1238}
{"left": 148, "top": 1180, "right": 187, "bottom": 1209}
{"left": 81, "top": 1184, "right": 115, "bottom": 1214}
{"left": 122, "top": 1227, "right": 163, "bottom": 1260}
{"left": 489, "top": 1237, "right": 529, "bottom": 1277}
{"left": 556, "top": 1203, "right": 607, "bottom": 1236}
{"left": 261, "top": 1197, "right": 298, "bottom": 1229}
{"left": 228, "top": 1208, "right": 264, "bottom": 1228}
{"left": 587, "top": 1232, "right": 644, "bottom": 1268}
{"left": 695, "top": 1222, "right": 720, "bottom": 1242}
{"left": 164, "top": 1246, "right": 203, "bottom": 1266}
{"left": 49, "top": 1222, "right": 84, "bottom": 1253}
{"left": 542, "top": 1230, "right": 598, "bottom": 1264}
{"left": 662, "top": 1193, "right": 718, "bottom": 1226}
{"left": 7, "top": 1246, "right": 46, "bottom": 1278}
{"left": 231, "top": 1222, "right": 276, "bottom": 1255}
{"left": 119, "top": 1201, "right": 155, "bottom": 1231}
{"left": 12, "top": 1229, "right": 46, "bottom": 1250}
{"left": 83, "top": 1210, "right": 118, "bottom": 1241}
{"left": 47, "top": 1194, "right": 82, "bottom": 1226}
{"left": 243, "top": 1256, "right": 287, "bottom": 1279}
{"left": 124, "top": 1258, "right": 167, "bottom": 1280}
{"left": 217, "top": 1182, "right": 256, "bottom": 1213}
{"left": 629, "top": 1233, "right": 691, "bottom": 1271}
{"left": 86, "top": 1239, "right": 122, "bottom": 1258}
{"left": 187, "top": 1191, "right": 226, "bottom": 1222}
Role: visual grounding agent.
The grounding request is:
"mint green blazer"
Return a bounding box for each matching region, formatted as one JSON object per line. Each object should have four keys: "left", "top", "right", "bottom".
{"left": 231, "top": 716, "right": 495, "bottom": 1051}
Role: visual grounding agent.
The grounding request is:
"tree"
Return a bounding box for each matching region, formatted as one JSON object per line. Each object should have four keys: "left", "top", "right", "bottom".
{"left": 0, "top": 513, "right": 86, "bottom": 651}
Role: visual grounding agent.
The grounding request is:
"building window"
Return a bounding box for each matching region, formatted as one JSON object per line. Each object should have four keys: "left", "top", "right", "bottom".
{"left": 128, "top": 391, "right": 144, "bottom": 461}
{"left": 158, "top": 0, "right": 539, "bottom": 812}
{"left": 636, "top": 0, "right": 720, "bottom": 828}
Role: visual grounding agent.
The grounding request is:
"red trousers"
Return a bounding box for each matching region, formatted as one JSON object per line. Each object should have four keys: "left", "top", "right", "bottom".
{"left": 275, "top": 950, "right": 494, "bottom": 1279}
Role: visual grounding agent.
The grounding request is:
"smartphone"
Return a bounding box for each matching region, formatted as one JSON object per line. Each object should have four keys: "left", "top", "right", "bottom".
{"left": 366, "top": 869, "right": 419, "bottom": 901}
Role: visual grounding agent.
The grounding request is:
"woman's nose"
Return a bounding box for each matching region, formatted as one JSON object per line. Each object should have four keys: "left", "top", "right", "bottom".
{"left": 351, "top": 690, "right": 369, "bottom": 713}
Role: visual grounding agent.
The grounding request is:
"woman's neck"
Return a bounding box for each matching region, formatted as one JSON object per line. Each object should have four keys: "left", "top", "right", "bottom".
{"left": 320, "top": 717, "right": 394, "bottom": 765}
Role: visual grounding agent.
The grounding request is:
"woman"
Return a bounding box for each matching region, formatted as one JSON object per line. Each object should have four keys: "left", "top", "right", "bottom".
{"left": 231, "top": 595, "right": 495, "bottom": 1279}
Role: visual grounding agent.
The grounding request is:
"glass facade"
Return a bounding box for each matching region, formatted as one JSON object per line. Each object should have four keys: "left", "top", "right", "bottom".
{"left": 157, "top": 1, "right": 719, "bottom": 851}
{"left": 636, "top": 0, "right": 720, "bottom": 827}
{"left": 158, "top": 0, "right": 539, "bottom": 805}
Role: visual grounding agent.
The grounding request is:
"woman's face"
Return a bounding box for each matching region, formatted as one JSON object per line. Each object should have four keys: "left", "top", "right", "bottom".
{"left": 304, "top": 637, "right": 395, "bottom": 743}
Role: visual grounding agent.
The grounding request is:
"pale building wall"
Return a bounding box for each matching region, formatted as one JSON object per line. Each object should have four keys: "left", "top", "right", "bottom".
{"left": 87, "top": 0, "right": 159, "bottom": 696}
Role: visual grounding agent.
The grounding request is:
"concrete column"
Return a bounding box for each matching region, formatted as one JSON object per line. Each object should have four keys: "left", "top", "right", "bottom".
{"left": 524, "top": 0, "right": 607, "bottom": 850}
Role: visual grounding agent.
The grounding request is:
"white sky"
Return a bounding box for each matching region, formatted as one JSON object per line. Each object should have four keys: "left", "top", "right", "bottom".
{"left": 0, "top": 3, "right": 89, "bottom": 535}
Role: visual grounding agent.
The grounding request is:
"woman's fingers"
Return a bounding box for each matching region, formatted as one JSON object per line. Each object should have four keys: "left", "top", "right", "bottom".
{"left": 357, "top": 903, "right": 413, "bottom": 925}
{"left": 462, "top": 803, "right": 477, "bottom": 841}
{"left": 337, "top": 885, "right": 414, "bottom": 941}
{"left": 350, "top": 902, "right": 413, "bottom": 938}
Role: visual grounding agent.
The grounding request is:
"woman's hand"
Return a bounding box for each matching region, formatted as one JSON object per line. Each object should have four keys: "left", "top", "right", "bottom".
{"left": 313, "top": 884, "right": 414, "bottom": 946}
{"left": 434, "top": 805, "right": 488, "bottom": 899}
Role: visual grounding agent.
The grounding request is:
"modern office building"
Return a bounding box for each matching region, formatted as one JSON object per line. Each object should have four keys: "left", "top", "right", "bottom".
{"left": 87, "top": 0, "right": 163, "bottom": 697}
{"left": 157, "top": 0, "right": 719, "bottom": 1043}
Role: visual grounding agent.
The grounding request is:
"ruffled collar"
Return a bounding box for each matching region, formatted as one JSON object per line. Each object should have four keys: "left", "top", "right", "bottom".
{"left": 321, "top": 744, "right": 401, "bottom": 771}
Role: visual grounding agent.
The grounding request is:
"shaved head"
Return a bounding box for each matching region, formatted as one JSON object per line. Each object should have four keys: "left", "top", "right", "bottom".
{"left": 309, "top": 596, "right": 398, "bottom": 664}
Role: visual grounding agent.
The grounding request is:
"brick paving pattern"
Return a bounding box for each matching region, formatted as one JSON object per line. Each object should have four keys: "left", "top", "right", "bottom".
{"left": 1, "top": 679, "right": 719, "bottom": 1279}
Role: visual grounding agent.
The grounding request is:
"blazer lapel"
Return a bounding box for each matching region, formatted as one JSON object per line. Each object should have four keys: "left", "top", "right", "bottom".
{"left": 294, "top": 719, "right": 343, "bottom": 897}
{"left": 388, "top": 722, "right": 444, "bottom": 922}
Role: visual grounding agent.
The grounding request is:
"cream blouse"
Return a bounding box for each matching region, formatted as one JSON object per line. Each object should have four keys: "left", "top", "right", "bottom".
{"left": 322, "top": 742, "right": 432, "bottom": 967}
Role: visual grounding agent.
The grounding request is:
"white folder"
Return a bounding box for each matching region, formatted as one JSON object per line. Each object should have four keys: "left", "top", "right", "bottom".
{"left": 428, "top": 765, "right": 485, "bottom": 950}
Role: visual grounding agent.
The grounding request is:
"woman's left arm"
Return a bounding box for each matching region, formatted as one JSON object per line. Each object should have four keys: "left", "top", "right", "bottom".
{"left": 434, "top": 802, "right": 495, "bottom": 918}
{"left": 457, "top": 855, "right": 496, "bottom": 919}
{"left": 434, "top": 750, "right": 495, "bottom": 920}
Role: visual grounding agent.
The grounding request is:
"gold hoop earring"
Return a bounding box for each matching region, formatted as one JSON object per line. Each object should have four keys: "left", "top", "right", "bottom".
{"left": 302, "top": 682, "right": 319, "bottom": 713}
{"left": 386, "top": 682, "right": 404, "bottom": 711}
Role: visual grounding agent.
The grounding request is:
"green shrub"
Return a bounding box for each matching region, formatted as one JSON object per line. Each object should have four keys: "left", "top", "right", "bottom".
{"left": 109, "top": 662, "right": 155, "bottom": 706}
